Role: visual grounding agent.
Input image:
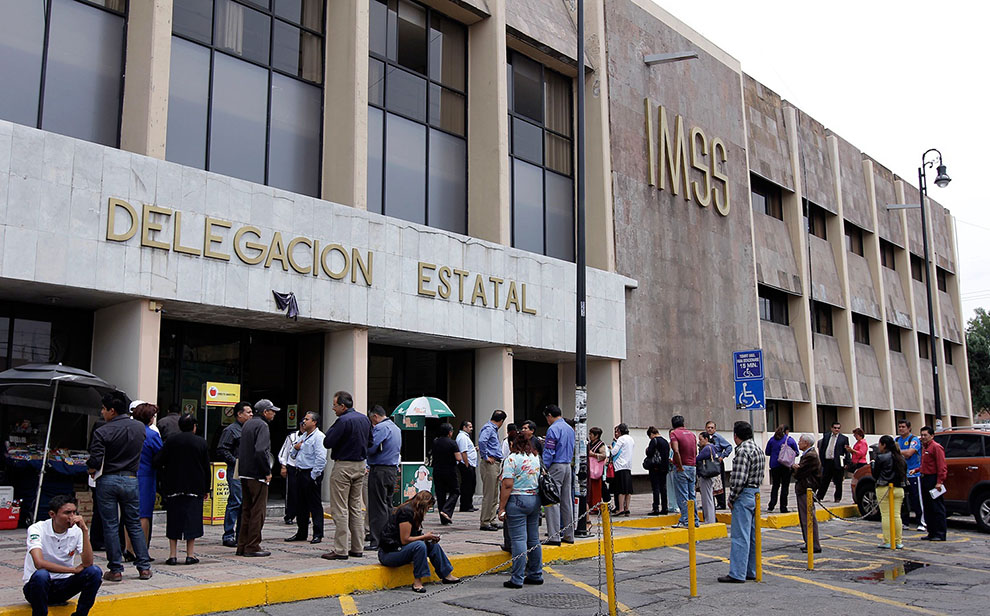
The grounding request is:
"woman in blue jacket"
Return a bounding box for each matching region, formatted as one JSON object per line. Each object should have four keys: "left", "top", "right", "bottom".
{"left": 765, "top": 425, "right": 798, "bottom": 513}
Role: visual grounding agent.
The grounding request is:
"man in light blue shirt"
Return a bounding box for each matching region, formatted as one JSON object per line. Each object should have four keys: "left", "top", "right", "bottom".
{"left": 896, "top": 419, "right": 925, "bottom": 531}
{"left": 478, "top": 410, "right": 507, "bottom": 530}
{"left": 705, "top": 421, "right": 733, "bottom": 509}
{"left": 366, "top": 405, "right": 401, "bottom": 550}
{"left": 284, "top": 412, "right": 326, "bottom": 543}
{"left": 543, "top": 405, "right": 575, "bottom": 544}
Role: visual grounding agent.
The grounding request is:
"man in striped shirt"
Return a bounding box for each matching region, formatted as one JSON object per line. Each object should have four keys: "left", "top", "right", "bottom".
{"left": 719, "top": 421, "right": 765, "bottom": 584}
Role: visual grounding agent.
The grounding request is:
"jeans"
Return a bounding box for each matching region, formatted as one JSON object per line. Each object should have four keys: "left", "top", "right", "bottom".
{"left": 96, "top": 474, "right": 150, "bottom": 572}
{"left": 546, "top": 463, "right": 574, "bottom": 542}
{"left": 648, "top": 467, "right": 668, "bottom": 513}
{"left": 728, "top": 487, "right": 758, "bottom": 581}
{"left": 672, "top": 467, "right": 698, "bottom": 526}
{"left": 23, "top": 565, "right": 102, "bottom": 616}
{"left": 223, "top": 471, "right": 242, "bottom": 543}
{"left": 506, "top": 493, "right": 543, "bottom": 585}
{"left": 377, "top": 540, "right": 453, "bottom": 580}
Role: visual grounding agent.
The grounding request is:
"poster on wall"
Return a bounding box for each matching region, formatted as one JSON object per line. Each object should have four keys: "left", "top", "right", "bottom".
{"left": 220, "top": 406, "right": 236, "bottom": 426}
{"left": 181, "top": 399, "right": 198, "bottom": 418}
{"left": 286, "top": 404, "right": 298, "bottom": 429}
{"left": 399, "top": 463, "right": 434, "bottom": 503}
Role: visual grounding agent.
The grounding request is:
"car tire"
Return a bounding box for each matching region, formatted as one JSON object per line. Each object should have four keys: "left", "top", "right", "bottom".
{"left": 856, "top": 480, "right": 880, "bottom": 521}
{"left": 973, "top": 490, "right": 990, "bottom": 533}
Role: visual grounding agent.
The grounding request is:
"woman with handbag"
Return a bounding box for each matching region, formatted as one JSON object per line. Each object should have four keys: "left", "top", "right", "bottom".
{"left": 645, "top": 427, "right": 670, "bottom": 516}
{"left": 765, "top": 425, "right": 799, "bottom": 513}
{"left": 588, "top": 427, "right": 610, "bottom": 516}
{"left": 497, "top": 433, "right": 543, "bottom": 588}
{"left": 695, "top": 432, "right": 717, "bottom": 524}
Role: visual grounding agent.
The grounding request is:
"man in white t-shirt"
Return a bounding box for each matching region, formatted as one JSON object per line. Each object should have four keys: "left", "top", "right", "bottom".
{"left": 23, "top": 494, "right": 102, "bottom": 616}
{"left": 455, "top": 421, "right": 478, "bottom": 512}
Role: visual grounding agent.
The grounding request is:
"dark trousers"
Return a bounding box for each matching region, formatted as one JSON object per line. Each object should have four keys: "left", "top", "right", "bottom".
{"left": 24, "top": 565, "right": 102, "bottom": 616}
{"left": 434, "top": 472, "right": 459, "bottom": 522}
{"left": 295, "top": 470, "right": 324, "bottom": 538}
{"left": 715, "top": 464, "right": 728, "bottom": 509}
{"left": 283, "top": 465, "right": 298, "bottom": 522}
{"left": 768, "top": 466, "right": 792, "bottom": 512}
{"left": 649, "top": 468, "right": 668, "bottom": 513}
{"left": 921, "top": 474, "right": 947, "bottom": 540}
{"left": 816, "top": 463, "right": 844, "bottom": 501}
{"left": 368, "top": 465, "right": 397, "bottom": 549}
{"left": 902, "top": 475, "right": 924, "bottom": 526}
{"left": 237, "top": 479, "right": 269, "bottom": 554}
{"left": 458, "top": 464, "right": 477, "bottom": 511}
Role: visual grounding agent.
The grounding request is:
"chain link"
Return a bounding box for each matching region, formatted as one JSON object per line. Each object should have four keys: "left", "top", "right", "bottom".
{"left": 812, "top": 485, "right": 888, "bottom": 522}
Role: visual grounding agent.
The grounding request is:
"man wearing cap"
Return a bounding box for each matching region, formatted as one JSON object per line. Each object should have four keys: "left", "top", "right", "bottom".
{"left": 236, "top": 400, "right": 278, "bottom": 557}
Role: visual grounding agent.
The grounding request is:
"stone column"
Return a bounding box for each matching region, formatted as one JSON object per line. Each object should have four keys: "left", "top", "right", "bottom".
{"left": 474, "top": 347, "right": 513, "bottom": 432}
{"left": 321, "top": 328, "right": 369, "bottom": 500}
{"left": 119, "top": 0, "right": 172, "bottom": 159}
{"left": 90, "top": 299, "right": 161, "bottom": 402}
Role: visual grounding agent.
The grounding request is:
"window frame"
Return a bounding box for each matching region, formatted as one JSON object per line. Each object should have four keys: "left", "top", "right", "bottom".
{"left": 758, "top": 285, "right": 789, "bottom": 325}
{"left": 936, "top": 267, "right": 948, "bottom": 292}
{"left": 887, "top": 323, "right": 902, "bottom": 353}
{"left": 812, "top": 302, "right": 833, "bottom": 337}
{"left": 844, "top": 221, "right": 864, "bottom": 257}
{"left": 805, "top": 202, "right": 828, "bottom": 240}
{"left": 918, "top": 332, "right": 930, "bottom": 359}
{"left": 852, "top": 313, "right": 870, "bottom": 345}
{"left": 879, "top": 239, "right": 896, "bottom": 270}
{"left": 910, "top": 254, "right": 926, "bottom": 282}
{"left": 751, "top": 175, "right": 783, "bottom": 220}
{"left": 943, "top": 340, "right": 953, "bottom": 365}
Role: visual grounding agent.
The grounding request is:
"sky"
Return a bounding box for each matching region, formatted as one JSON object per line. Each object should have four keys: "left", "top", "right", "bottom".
{"left": 650, "top": 0, "right": 990, "bottom": 326}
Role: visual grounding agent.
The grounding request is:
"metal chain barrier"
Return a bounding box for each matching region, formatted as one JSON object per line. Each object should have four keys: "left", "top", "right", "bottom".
{"left": 812, "top": 486, "right": 888, "bottom": 522}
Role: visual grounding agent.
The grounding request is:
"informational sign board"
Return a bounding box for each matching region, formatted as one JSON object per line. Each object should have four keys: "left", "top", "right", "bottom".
{"left": 399, "top": 463, "right": 434, "bottom": 504}
{"left": 181, "top": 398, "right": 198, "bottom": 417}
{"left": 733, "top": 349, "right": 765, "bottom": 411}
{"left": 733, "top": 350, "right": 764, "bottom": 381}
{"left": 286, "top": 404, "right": 298, "bottom": 428}
{"left": 206, "top": 382, "right": 240, "bottom": 407}
{"left": 202, "top": 462, "right": 229, "bottom": 525}
{"left": 735, "top": 379, "right": 765, "bottom": 411}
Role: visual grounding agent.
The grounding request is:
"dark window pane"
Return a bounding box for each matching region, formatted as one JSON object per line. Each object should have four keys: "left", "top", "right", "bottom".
{"left": 272, "top": 20, "right": 322, "bottom": 83}
{"left": 395, "top": 0, "right": 426, "bottom": 74}
{"left": 268, "top": 74, "right": 321, "bottom": 196}
{"left": 544, "top": 70, "right": 570, "bottom": 136}
{"left": 241, "top": 0, "right": 270, "bottom": 9}
{"left": 166, "top": 37, "right": 211, "bottom": 169}
{"left": 545, "top": 171, "right": 574, "bottom": 261}
{"left": 945, "top": 435, "right": 983, "bottom": 458}
{"left": 215, "top": 0, "right": 271, "bottom": 65}
{"left": 0, "top": 317, "right": 8, "bottom": 371}
{"left": 369, "top": 0, "right": 387, "bottom": 56}
{"left": 89, "top": 0, "right": 126, "bottom": 11}
{"left": 512, "top": 117, "right": 542, "bottom": 165}
{"left": 369, "top": 58, "right": 385, "bottom": 106}
{"left": 385, "top": 65, "right": 426, "bottom": 121}
{"left": 512, "top": 159, "right": 543, "bottom": 254}
{"left": 428, "top": 84, "right": 464, "bottom": 135}
{"left": 367, "top": 107, "right": 384, "bottom": 214}
{"left": 428, "top": 129, "right": 466, "bottom": 234}
{"left": 386, "top": 0, "right": 398, "bottom": 61}
{"left": 42, "top": 0, "right": 124, "bottom": 147}
{"left": 511, "top": 53, "right": 542, "bottom": 122}
{"left": 384, "top": 113, "right": 425, "bottom": 224}
{"left": 209, "top": 53, "right": 268, "bottom": 184}
{"left": 173, "top": 0, "right": 213, "bottom": 43}
{"left": 545, "top": 132, "right": 571, "bottom": 176}
{"left": 0, "top": 0, "right": 45, "bottom": 126}
{"left": 12, "top": 319, "right": 51, "bottom": 366}
{"left": 274, "top": 0, "right": 324, "bottom": 31}
{"left": 428, "top": 13, "right": 465, "bottom": 90}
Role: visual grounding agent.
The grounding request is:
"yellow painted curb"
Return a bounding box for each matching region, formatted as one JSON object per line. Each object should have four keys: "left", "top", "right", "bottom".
{"left": 0, "top": 524, "right": 729, "bottom": 616}
{"left": 716, "top": 504, "right": 860, "bottom": 528}
{"left": 612, "top": 513, "right": 680, "bottom": 528}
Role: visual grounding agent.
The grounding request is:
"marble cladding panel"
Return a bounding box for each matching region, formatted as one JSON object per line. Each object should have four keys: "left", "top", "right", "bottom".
{"left": 761, "top": 321, "right": 810, "bottom": 402}
{"left": 921, "top": 368, "right": 934, "bottom": 416}
{"left": 0, "top": 120, "right": 632, "bottom": 360}
{"left": 938, "top": 290, "right": 961, "bottom": 343}
{"left": 743, "top": 75, "right": 794, "bottom": 190}
{"left": 506, "top": 0, "right": 578, "bottom": 65}
{"left": 912, "top": 280, "right": 930, "bottom": 335}
{"left": 929, "top": 200, "right": 954, "bottom": 273}
{"left": 813, "top": 334, "right": 853, "bottom": 407}
{"left": 832, "top": 133, "right": 872, "bottom": 232}
{"left": 888, "top": 352, "right": 918, "bottom": 412}
{"left": 808, "top": 235, "right": 844, "bottom": 308}
{"left": 945, "top": 365, "right": 969, "bottom": 417}
{"left": 854, "top": 343, "right": 888, "bottom": 410}
{"left": 846, "top": 254, "right": 880, "bottom": 320}
{"left": 754, "top": 213, "right": 801, "bottom": 294}
{"left": 870, "top": 160, "right": 903, "bottom": 246}
{"left": 796, "top": 110, "right": 836, "bottom": 213}
{"left": 882, "top": 268, "right": 911, "bottom": 328}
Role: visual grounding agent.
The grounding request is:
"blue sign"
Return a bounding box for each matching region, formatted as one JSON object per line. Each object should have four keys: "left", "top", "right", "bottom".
{"left": 733, "top": 350, "right": 763, "bottom": 381}
{"left": 735, "top": 379, "right": 765, "bottom": 410}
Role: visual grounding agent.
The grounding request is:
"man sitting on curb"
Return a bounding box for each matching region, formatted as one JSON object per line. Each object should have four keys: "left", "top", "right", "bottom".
{"left": 23, "top": 494, "right": 102, "bottom": 616}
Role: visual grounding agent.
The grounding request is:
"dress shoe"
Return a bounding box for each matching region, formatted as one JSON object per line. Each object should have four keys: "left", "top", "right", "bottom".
{"left": 799, "top": 546, "right": 822, "bottom": 553}
{"left": 138, "top": 570, "right": 153, "bottom": 580}
{"left": 102, "top": 571, "right": 122, "bottom": 582}
{"left": 920, "top": 535, "right": 934, "bottom": 541}
{"left": 523, "top": 577, "right": 544, "bottom": 585}
{"left": 544, "top": 540, "right": 561, "bottom": 547}
{"left": 780, "top": 509, "right": 789, "bottom": 514}
{"left": 479, "top": 524, "right": 499, "bottom": 531}
{"left": 235, "top": 549, "right": 245, "bottom": 556}
{"left": 648, "top": 510, "right": 661, "bottom": 516}
{"left": 365, "top": 544, "right": 379, "bottom": 552}
{"left": 746, "top": 575, "right": 757, "bottom": 581}
{"left": 243, "top": 551, "right": 271, "bottom": 557}
{"left": 439, "top": 512, "right": 453, "bottom": 524}
{"left": 185, "top": 556, "right": 200, "bottom": 565}
{"left": 310, "top": 537, "right": 323, "bottom": 544}
{"left": 165, "top": 557, "right": 178, "bottom": 566}
{"left": 500, "top": 544, "right": 511, "bottom": 552}
{"left": 440, "top": 519, "right": 452, "bottom": 526}
{"left": 503, "top": 581, "right": 522, "bottom": 589}
{"left": 321, "top": 551, "right": 348, "bottom": 560}
{"left": 718, "top": 575, "right": 745, "bottom": 584}
{"left": 562, "top": 538, "right": 575, "bottom": 544}
{"left": 123, "top": 551, "right": 136, "bottom": 563}
{"left": 442, "top": 577, "right": 461, "bottom": 584}
{"left": 284, "top": 535, "right": 308, "bottom": 542}
{"left": 347, "top": 551, "right": 364, "bottom": 558}
{"left": 929, "top": 537, "right": 946, "bottom": 541}
{"left": 222, "top": 539, "right": 238, "bottom": 548}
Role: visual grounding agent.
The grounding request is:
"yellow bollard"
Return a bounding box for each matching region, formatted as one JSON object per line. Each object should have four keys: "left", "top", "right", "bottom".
{"left": 754, "top": 491, "right": 762, "bottom": 582}
{"left": 806, "top": 489, "right": 814, "bottom": 570}
{"left": 601, "top": 506, "right": 618, "bottom": 616}
{"left": 688, "top": 499, "right": 697, "bottom": 597}
{"left": 888, "top": 485, "right": 897, "bottom": 549}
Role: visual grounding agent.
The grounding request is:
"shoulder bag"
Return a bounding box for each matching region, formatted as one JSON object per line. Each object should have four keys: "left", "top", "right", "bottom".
{"left": 538, "top": 463, "right": 561, "bottom": 506}
{"left": 697, "top": 456, "right": 721, "bottom": 479}
{"left": 589, "top": 442, "right": 605, "bottom": 479}
{"left": 778, "top": 438, "right": 797, "bottom": 468}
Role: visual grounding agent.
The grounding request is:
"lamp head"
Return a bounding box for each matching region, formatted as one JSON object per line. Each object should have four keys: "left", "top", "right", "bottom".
{"left": 934, "top": 164, "right": 951, "bottom": 188}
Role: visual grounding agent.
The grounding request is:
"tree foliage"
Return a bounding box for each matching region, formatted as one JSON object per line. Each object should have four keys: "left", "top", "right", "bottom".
{"left": 967, "top": 308, "right": 990, "bottom": 413}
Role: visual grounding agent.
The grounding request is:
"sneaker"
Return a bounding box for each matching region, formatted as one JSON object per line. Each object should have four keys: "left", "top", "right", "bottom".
{"left": 877, "top": 543, "right": 891, "bottom": 549}
{"left": 895, "top": 543, "right": 904, "bottom": 549}
{"left": 671, "top": 522, "right": 687, "bottom": 529}
{"left": 917, "top": 524, "right": 927, "bottom": 532}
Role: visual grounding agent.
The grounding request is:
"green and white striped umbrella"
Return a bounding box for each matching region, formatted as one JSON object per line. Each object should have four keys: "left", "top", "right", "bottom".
{"left": 391, "top": 396, "right": 454, "bottom": 418}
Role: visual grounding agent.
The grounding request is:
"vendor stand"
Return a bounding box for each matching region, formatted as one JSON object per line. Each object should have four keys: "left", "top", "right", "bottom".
{"left": 390, "top": 396, "right": 454, "bottom": 506}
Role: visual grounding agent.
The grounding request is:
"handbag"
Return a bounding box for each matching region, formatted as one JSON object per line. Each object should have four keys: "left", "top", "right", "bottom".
{"left": 697, "top": 457, "right": 721, "bottom": 479}
{"left": 538, "top": 464, "right": 561, "bottom": 506}
{"left": 777, "top": 439, "right": 797, "bottom": 468}
{"left": 589, "top": 454, "right": 605, "bottom": 480}
{"left": 605, "top": 461, "right": 615, "bottom": 479}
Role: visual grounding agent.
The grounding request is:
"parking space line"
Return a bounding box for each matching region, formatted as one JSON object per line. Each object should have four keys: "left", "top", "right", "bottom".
{"left": 543, "top": 566, "right": 634, "bottom": 613}
{"left": 770, "top": 527, "right": 984, "bottom": 560}
{"left": 338, "top": 594, "right": 358, "bottom": 615}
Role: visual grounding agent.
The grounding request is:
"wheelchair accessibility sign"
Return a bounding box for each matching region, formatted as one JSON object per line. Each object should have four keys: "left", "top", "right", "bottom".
{"left": 735, "top": 379, "right": 765, "bottom": 410}
{"left": 733, "top": 349, "right": 765, "bottom": 410}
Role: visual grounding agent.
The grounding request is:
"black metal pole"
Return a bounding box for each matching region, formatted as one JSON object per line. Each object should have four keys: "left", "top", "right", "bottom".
{"left": 574, "top": 0, "right": 589, "bottom": 537}
{"left": 918, "top": 163, "right": 943, "bottom": 425}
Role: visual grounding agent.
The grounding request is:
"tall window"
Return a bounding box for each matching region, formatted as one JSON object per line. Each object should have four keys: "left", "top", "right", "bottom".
{"left": 859, "top": 408, "right": 876, "bottom": 434}
{"left": 812, "top": 302, "right": 833, "bottom": 336}
{"left": 879, "top": 239, "right": 896, "bottom": 270}
{"left": 910, "top": 254, "right": 925, "bottom": 282}
{"left": 887, "top": 323, "right": 902, "bottom": 352}
{"left": 0, "top": 0, "right": 126, "bottom": 147}
{"left": 166, "top": 0, "right": 325, "bottom": 197}
{"left": 804, "top": 202, "right": 828, "bottom": 240}
{"left": 766, "top": 400, "right": 793, "bottom": 432}
{"left": 918, "top": 332, "right": 930, "bottom": 359}
{"left": 367, "top": 0, "right": 466, "bottom": 233}
{"left": 751, "top": 175, "right": 782, "bottom": 220}
{"left": 845, "top": 221, "right": 864, "bottom": 257}
{"left": 816, "top": 405, "right": 838, "bottom": 433}
{"left": 943, "top": 340, "right": 953, "bottom": 365}
{"left": 852, "top": 313, "right": 870, "bottom": 345}
{"left": 758, "top": 285, "right": 788, "bottom": 325}
{"left": 936, "top": 268, "right": 948, "bottom": 292}
{"left": 508, "top": 51, "right": 574, "bottom": 261}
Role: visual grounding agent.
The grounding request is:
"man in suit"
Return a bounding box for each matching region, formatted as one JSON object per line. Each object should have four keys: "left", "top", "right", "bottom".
{"left": 816, "top": 422, "right": 849, "bottom": 502}
{"left": 793, "top": 434, "right": 822, "bottom": 553}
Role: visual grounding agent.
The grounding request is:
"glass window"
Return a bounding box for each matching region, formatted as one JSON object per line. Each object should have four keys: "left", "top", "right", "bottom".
{"left": 758, "top": 285, "right": 788, "bottom": 325}
{"left": 805, "top": 202, "right": 827, "bottom": 240}
{"left": 209, "top": 53, "right": 269, "bottom": 184}
{"left": 813, "top": 302, "right": 833, "bottom": 336}
{"left": 512, "top": 117, "right": 543, "bottom": 165}
{"left": 512, "top": 159, "right": 544, "bottom": 255}
{"left": 428, "top": 13, "right": 464, "bottom": 90}
{"left": 887, "top": 323, "right": 901, "bottom": 352}
{"left": 511, "top": 53, "right": 543, "bottom": 123}
{"left": 385, "top": 66, "right": 427, "bottom": 121}
{"left": 936, "top": 268, "right": 948, "bottom": 292}
{"left": 367, "top": 107, "right": 384, "bottom": 214}
{"left": 880, "top": 239, "right": 896, "bottom": 270}
{"left": 395, "top": 0, "right": 426, "bottom": 74}
{"left": 0, "top": 317, "right": 9, "bottom": 371}
{"left": 859, "top": 408, "right": 876, "bottom": 434}
{"left": 369, "top": 58, "right": 385, "bottom": 106}
{"left": 274, "top": 0, "right": 324, "bottom": 30}
{"left": 545, "top": 171, "right": 574, "bottom": 261}
{"left": 943, "top": 340, "right": 953, "bottom": 365}
{"left": 268, "top": 74, "right": 321, "bottom": 195}
{"left": 853, "top": 313, "right": 870, "bottom": 345}
{"left": 369, "top": 0, "right": 388, "bottom": 56}
{"left": 215, "top": 0, "right": 271, "bottom": 65}
{"left": 918, "top": 332, "right": 930, "bottom": 359}
{"left": 766, "top": 400, "right": 794, "bottom": 433}
{"left": 384, "top": 113, "right": 426, "bottom": 224}
{"left": 0, "top": 1, "right": 45, "bottom": 127}
{"left": 845, "top": 222, "right": 864, "bottom": 257}
{"left": 12, "top": 319, "right": 52, "bottom": 366}
{"left": 751, "top": 175, "right": 782, "bottom": 219}
{"left": 428, "top": 84, "right": 464, "bottom": 135}
{"left": 816, "top": 405, "right": 838, "bottom": 433}
{"left": 944, "top": 434, "right": 984, "bottom": 458}
{"left": 428, "top": 129, "right": 466, "bottom": 234}
{"left": 166, "top": 38, "right": 211, "bottom": 169}
{"left": 911, "top": 255, "right": 925, "bottom": 282}
{"left": 272, "top": 20, "right": 323, "bottom": 83}
{"left": 173, "top": 0, "right": 213, "bottom": 44}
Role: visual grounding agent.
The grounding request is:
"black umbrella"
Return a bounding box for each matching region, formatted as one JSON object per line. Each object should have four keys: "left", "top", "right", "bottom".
{"left": 0, "top": 363, "right": 118, "bottom": 520}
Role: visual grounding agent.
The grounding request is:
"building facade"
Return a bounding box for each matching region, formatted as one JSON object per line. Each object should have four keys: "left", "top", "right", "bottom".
{"left": 0, "top": 0, "right": 973, "bottom": 489}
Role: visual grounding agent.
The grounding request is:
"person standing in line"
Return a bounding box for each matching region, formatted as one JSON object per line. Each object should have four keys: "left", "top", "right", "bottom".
{"left": 793, "top": 434, "right": 822, "bottom": 553}
{"left": 519, "top": 420, "right": 544, "bottom": 455}
{"left": 156, "top": 406, "right": 180, "bottom": 442}
{"left": 587, "top": 427, "right": 610, "bottom": 516}
{"left": 455, "top": 421, "right": 478, "bottom": 512}
{"left": 236, "top": 399, "right": 278, "bottom": 557}
{"left": 87, "top": 392, "right": 152, "bottom": 582}
{"left": 154, "top": 413, "right": 210, "bottom": 565}
{"left": 543, "top": 405, "right": 575, "bottom": 545}
{"left": 695, "top": 432, "right": 716, "bottom": 524}
{"left": 718, "top": 421, "right": 766, "bottom": 584}
{"left": 478, "top": 410, "right": 507, "bottom": 531}
{"left": 919, "top": 426, "right": 947, "bottom": 541}
{"left": 431, "top": 423, "right": 462, "bottom": 525}
{"left": 322, "top": 391, "right": 374, "bottom": 560}
{"left": 367, "top": 405, "right": 401, "bottom": 551}
{"left": 610, "top": 424, "right": 635, "bottom": 516}
{"left": 498, "top": 434, "right": 544, "bottom": 589}
{"left": 896, "top": 420, "right": 925, "bottom": 531}
{"left": 277, "top": 423, "right": 304, "bottom": 526}
{"left": 284, "top": 412, "right": 327, "bottom": 544}
{"left": 22, "top": 495, "right": 102, "bottom": 616}
{"left": 705, "top": 421, "right": 733, "bottom": 510}
{"left": 816, "top": 422, "right": 850, "bottom": 502}
{"left": 764, "top": 424, "right": 798, "bottom": 513}
{"left": 217, "top": 401, "right": 252, "bottom": 548}
{"left": 669, "top": 416, "right": 698, "bottom": 528}
{"left": 500, "top": 423, "right": 518, "bottom": 460}
{"left": 132, "top": 403, "right": 162, "bottom": 555}
{"left": 645, "top": 426, "right": 670, "bottom": 516}
{"left": 871, "top": 435, "right": 907, "bottom": 549}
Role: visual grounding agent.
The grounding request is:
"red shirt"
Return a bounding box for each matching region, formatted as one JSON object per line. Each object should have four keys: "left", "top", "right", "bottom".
{"left": 920, "top": 439, "right": 947, "bottom": 483}
{"left": 669, "top": 427, "right": 697, "bottom": 466}
{"left": 851, "top": 439, "right": 868, "bottom": 464}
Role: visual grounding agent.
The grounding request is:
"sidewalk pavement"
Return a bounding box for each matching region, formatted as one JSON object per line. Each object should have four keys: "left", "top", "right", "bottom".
{"left": 0, "top": 485, "right": 858, "bottom": 615}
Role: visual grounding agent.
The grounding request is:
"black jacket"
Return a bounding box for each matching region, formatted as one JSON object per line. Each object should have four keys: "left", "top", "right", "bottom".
{"left": 217, "top": 420, "right": 244, "bottom": 466}
{"left": 818, "top": 432, "right": 850, "bottom": 469}
{"left": 88, "top": 415, "right": 146, "bottom": 475}
{"left": 237, "top": 416, "right": 272, "bottom": 480}
{"left": 792, "top": 446, "right": 821, "bottom": 494}
{"left": 154, "top": 431, "right": 210, "bottom": 497}
{"left": 645, "top": 436, "right": 670, "bottom": 472}
{"left": 871, "top": 452, "right": 906, "bottom": 488}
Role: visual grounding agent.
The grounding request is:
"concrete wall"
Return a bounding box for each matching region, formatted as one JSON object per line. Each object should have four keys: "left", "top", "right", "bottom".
{"left": 797, "top": 111, "right": 836, "bottom": 212}
{"left": 743, "top": 76, "right": 793, "bottom": 190}
{"left": 809, "top": 235, "right": 844, "bottom": 307}
{"left": 833, "top": 134, "right": 872, "bottom": 232}
{"left": 754, "top": 213, "right": 802, "bottom": 295}
{"left": 761, "top": 322, "right": 810, "bottom": 402}
{"left": 889, "top": 352, "right": 918, "bottom": 412}
{"left": 846, "top": 254, "right": 880, "bottom": 320}
{"left": 91, "top": 299, "right": 161, "bottom": 402}
{"left": 854, "top": 343, "right": 887, "bottom": 410}
{"left": 813, "top": 334, "right": 852, "bottom": 407}
{"left": 882, "top": 268, "right": 911, "bottom": 329}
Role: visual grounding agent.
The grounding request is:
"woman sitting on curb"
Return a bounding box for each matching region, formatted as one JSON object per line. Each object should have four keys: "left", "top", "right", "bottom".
{"left": 377, "top": 491, "right": 460, "bottom": 593}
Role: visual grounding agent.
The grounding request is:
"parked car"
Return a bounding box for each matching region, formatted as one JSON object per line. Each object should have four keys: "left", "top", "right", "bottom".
{"left": 852, "top": 425, "right": 990, "bottom": 532}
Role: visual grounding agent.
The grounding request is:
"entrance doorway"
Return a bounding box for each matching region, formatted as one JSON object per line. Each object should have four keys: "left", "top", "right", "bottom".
{"left": 513, "top": 360, "right": 558, "bottom": 435}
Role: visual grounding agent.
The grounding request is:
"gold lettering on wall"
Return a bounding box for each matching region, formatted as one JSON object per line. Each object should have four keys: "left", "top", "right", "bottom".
{"left": 286, "top": 236, "right": 312, "bottom": 275}
{"left": 711, "top": 138, "right": 730, "bottom": 216}
{"left": 172, "top": 211, "right": 202, "bottom": 256}
{"left": 416, "top": 262, "right": 537, "bottom": 315}
{"left": 418, "top": 262, "right": 437, "bottom": 297}
{"left": 203, "top": 218, "right": 232, "bottom": 261}
{"left": 234, "top": 226, "right": 266, "bottom": 265}
{"left": 141, "top": 203, "right": 172, "bottom": 250}
{"left": 106, "top": 198, "right": 138, "bottom": 242}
